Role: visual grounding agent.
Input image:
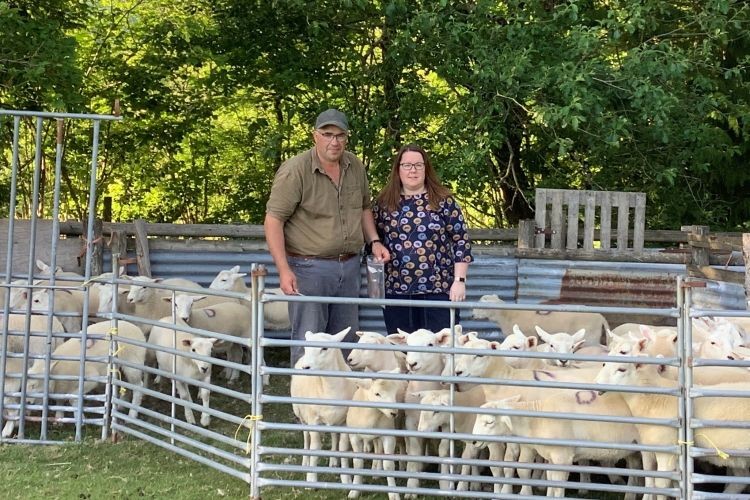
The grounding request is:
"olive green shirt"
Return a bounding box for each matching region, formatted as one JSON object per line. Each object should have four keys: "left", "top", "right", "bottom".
{"left": 266, "top": 147, "right": 371, "bottom": 257}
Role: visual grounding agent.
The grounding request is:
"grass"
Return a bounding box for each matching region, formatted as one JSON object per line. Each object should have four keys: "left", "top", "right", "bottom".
{"left": 0, "top": 347, "right": 638, "bottom": 499}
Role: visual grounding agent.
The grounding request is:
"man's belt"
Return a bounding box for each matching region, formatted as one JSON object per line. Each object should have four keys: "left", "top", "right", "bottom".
{"left": 287, "top": 252, "right": 359, "bottom": 262}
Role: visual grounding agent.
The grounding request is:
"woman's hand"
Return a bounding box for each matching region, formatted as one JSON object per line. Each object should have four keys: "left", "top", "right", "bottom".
{"left": 372, "top": 241, "right": 390, "bottom": 262}
{"left": 450, "top": 280, "right": 466, "bottom": 302}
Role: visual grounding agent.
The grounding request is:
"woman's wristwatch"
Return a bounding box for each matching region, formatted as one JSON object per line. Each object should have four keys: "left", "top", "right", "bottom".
{"left": 454, "top": 277, "right": 466, "bottom": 283}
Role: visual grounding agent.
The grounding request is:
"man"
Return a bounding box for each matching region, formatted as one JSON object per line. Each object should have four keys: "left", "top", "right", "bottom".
{"left": 265, "top": 109, "right": 389, "bottom": 363}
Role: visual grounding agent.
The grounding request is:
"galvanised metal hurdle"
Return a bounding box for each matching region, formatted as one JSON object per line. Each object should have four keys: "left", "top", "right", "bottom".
{"left": 1, "top": 108, "right": 121, "bottom": 443}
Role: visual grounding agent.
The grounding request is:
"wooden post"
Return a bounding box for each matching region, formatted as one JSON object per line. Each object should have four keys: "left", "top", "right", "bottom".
{"left": 688, "top": 225, "right": 711, "bottom": 267}
{"left": 109, "top": 230, "right": 128, "bottom": 274}
{"left": 103, "top": 197, "right": 112, "bottom": 222}
{"left": 133, "top": 219, "right": 152, "bottom": 277}
{"left": 518, "top": 220, "right": 536, "bottom": 249}
{"left": 91, "top": 219, "right": 103, "bottom": 276}
{"left": 743, "top": 233, "right": 750, "bottom": 309}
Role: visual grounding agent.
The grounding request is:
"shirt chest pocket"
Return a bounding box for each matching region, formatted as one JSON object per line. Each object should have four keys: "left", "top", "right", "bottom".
{"left": 342, "top": 186, "right": 362, "bottom": 209}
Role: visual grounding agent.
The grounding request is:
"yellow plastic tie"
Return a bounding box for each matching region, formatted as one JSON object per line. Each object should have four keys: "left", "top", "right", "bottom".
{"left": 695, "top": 433, "right": 730, "bottom": 460}
{"left": 678, "top": 440, "right": 694, "bottom": 446}
{"left": 234, "top": 414, "right": 263, "bottom": 455}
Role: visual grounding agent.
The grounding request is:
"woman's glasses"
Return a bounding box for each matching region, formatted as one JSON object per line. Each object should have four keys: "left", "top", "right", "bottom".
{"left": 399, "top": 162, "right": 425, "bottom": 171}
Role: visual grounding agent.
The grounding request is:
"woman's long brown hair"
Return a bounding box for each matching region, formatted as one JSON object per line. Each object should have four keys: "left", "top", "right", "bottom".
{"left": 375, "top": 143, "right": 452, "bottom": 212}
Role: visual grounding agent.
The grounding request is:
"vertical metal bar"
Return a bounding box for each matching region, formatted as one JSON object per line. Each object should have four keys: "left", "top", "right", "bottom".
{"left": 249, "top": 264, "right": 262, "bottom": 499}
{"left": 682, "top": 279, "right": 695, "bottom": 499}
{"left": 18, "top": 117, "right": 46, "bottom": 440}
{"left": 40, "top": 119, "right": 66, "bottom": 440}
{"left": 170, "top": 288, "right": 177, "bottom": 444}
{"left": 101, "top": 268, "right": 118, "bottom": 441}
{"left": 75, "top": 119, "right": 101, "bottom": 440}
{"left": 0, "top": 116, "right": 21, "bottom": 439}
{"left": 447, "top": 306, "right": 456, "bottom": 480}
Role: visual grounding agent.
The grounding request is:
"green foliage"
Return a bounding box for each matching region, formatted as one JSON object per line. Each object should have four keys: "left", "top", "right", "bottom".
{"left": 1, "top": 0, "right": 750, "bottom": 229}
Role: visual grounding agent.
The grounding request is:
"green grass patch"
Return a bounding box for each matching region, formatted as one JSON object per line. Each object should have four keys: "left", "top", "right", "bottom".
{"left": 0, "top": 347, "right": 631, "bottom": 499}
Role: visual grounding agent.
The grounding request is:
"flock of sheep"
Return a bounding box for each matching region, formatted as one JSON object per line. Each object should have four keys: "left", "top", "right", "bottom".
{"left": 290, "top": 295, "right": 750, "bottom": 499}
{"left": 3, "top": 259, "right": 750, "bottom": 498}
{"left": 0, "top": 261, "right": 288, "bottom": 437}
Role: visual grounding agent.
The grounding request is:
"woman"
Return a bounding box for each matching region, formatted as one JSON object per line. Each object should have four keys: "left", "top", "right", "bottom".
{"left": 373, "top": 144, "right": 473, "bottom": 333}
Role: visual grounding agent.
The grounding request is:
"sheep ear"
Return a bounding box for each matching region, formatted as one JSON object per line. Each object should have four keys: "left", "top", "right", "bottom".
{"left": 435, "top": 329, "right": 452, "bottom": 346}
{"left": 304, "top": 331, "right": 315, "bottom": 341}
{"left": 457, "top": 334, "right": 471, "bottom": 346}
{"left": 572, "top": 329, "right": 586, "bottom": 343}
{"left": 181, "top": 339, "right": 192, "bottom": 347}
{"left": 500, "top": 415, "right": 513, "bottom": 430}
{"left": 639, "top": 325, "right": 654, "bottom": 340}
{"left": 332, "top": 327, "right": 352, "bottom": 341}
{"left": 512, "top": 324, "right": 524, "bottom": 336}
{"left": 161, "top": 296, "right": 173, "bottom": 302}
{"left": 489, "top": 341, "right": 501, "bottom": 350}
{"left": 527, "top": 336, "right": 538, "bottom": 348}
{"left": 386, "top": 333, "right": 407, "bottom": 345}
{"left": 396, "top": 328, "right": 410, "bottom": 335}
{"left": 355, "top": 330, "right": 366, "bottom": 338}
{"left": 193, "top": 295, "right": 207, "bottom": 302}
{"left": 356, "top": 378, "right": 372, "bottom": 390}
{"left": 535, "top": 326, "right": 551, "bottom": 342}
{"left": 230, "top": 265, "right": 241, "bottom": 273}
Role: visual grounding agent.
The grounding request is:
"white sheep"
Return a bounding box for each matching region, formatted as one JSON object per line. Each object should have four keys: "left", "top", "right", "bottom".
{"left": 29, "top": 288, "right": 84, "bottom": 333}
{"left": 386, "top": 327, "right": 457, "bottom": 494}
{"left": 609, "top": 334, "right": 750, "bottom": 385}
{"left": 346, "top": 369, "right": 407, "bottom": 500}
{"left": 595, "top": 350, "right": 750, "bottom": 497}
{"left": 148, "top": 318, "right": 217, "bottom": 427}
{"left": 473, "top": 391, "right": 640, "bottom": 499}
{"left": 290, "top": 327, "right": 356, "bottom": 485}
{"left": 2, "top": 313, "right": 65, "bottom": 355}
{"left": 415, "top": 386, "right": 487, "bottom": 492}
{"left": 125, "top": 276, "right": 202, "bottom": 334}
{"left": 208, "top": 266, "right": 290, "bottom": 330}
{"left": 171, "top": 294, "right": 252, "bottom": 383}
{"left": 1, "top": 355, "right": 26, "bottom": 438}
{"left": 95, "top": 276, "right": 135, "bottom": 317}
{"left": 451, "top": 332, "right": 604, "bottom": 495}
{"left": 347, "top": 330, "right": 407, "bottom": 373}
{"left": 473, "top": 294, "right": 609, "bottom": 345}
{"left": 534, "top": 325, "right": 588, "bottom": 368}
{"left": 25, "top": 320, "right": 146, "bottom": 421}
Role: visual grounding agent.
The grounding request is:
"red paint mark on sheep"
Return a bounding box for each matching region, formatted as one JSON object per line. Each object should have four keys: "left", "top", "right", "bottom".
{"left": 533, "top": 370, "right": 556, "bottom": 381}
{"left": 575, "top": 390, "right": 597, "bottom": 405}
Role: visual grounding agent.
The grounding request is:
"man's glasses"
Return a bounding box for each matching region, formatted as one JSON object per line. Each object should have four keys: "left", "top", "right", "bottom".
{"left": 317, "top": 131, "right": 348, "bottom": 143}
{"left": 399, "top": 162, "right": 425, "bottom": 171}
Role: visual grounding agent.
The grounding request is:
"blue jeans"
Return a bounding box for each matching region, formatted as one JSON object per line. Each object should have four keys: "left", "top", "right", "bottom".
{"left": 287, "top": 256, "right": 361, "bottom": 364}
{"left": 382, "top": 292, "right": 460, "bottom": 334}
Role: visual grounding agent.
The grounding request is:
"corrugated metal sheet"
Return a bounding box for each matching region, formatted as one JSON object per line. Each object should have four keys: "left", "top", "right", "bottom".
{"left": 103, "top": 246, "right": 747, "bottom": 340}
{"left": 106, "top": 248, "right": 517, "bottom": 341}
{"left": 691, "top": 266, "right": 747, "bottom": 310}
{"left": 518, "top": 259, "right": 683, "bottom": 307}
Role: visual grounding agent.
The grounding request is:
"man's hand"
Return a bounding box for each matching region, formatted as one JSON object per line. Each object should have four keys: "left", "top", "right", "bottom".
{"left": 279, "top": 268, "right": 299, "bottom": 295}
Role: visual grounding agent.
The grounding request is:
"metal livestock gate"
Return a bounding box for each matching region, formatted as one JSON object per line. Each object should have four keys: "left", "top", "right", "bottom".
{"left": 3, "top": 108, "right": 750, "bottom": 497}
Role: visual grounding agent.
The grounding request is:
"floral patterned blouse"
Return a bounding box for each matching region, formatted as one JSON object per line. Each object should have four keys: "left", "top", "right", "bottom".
{"left": 373, "top": 193, "right": 473, "bottom": 296}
